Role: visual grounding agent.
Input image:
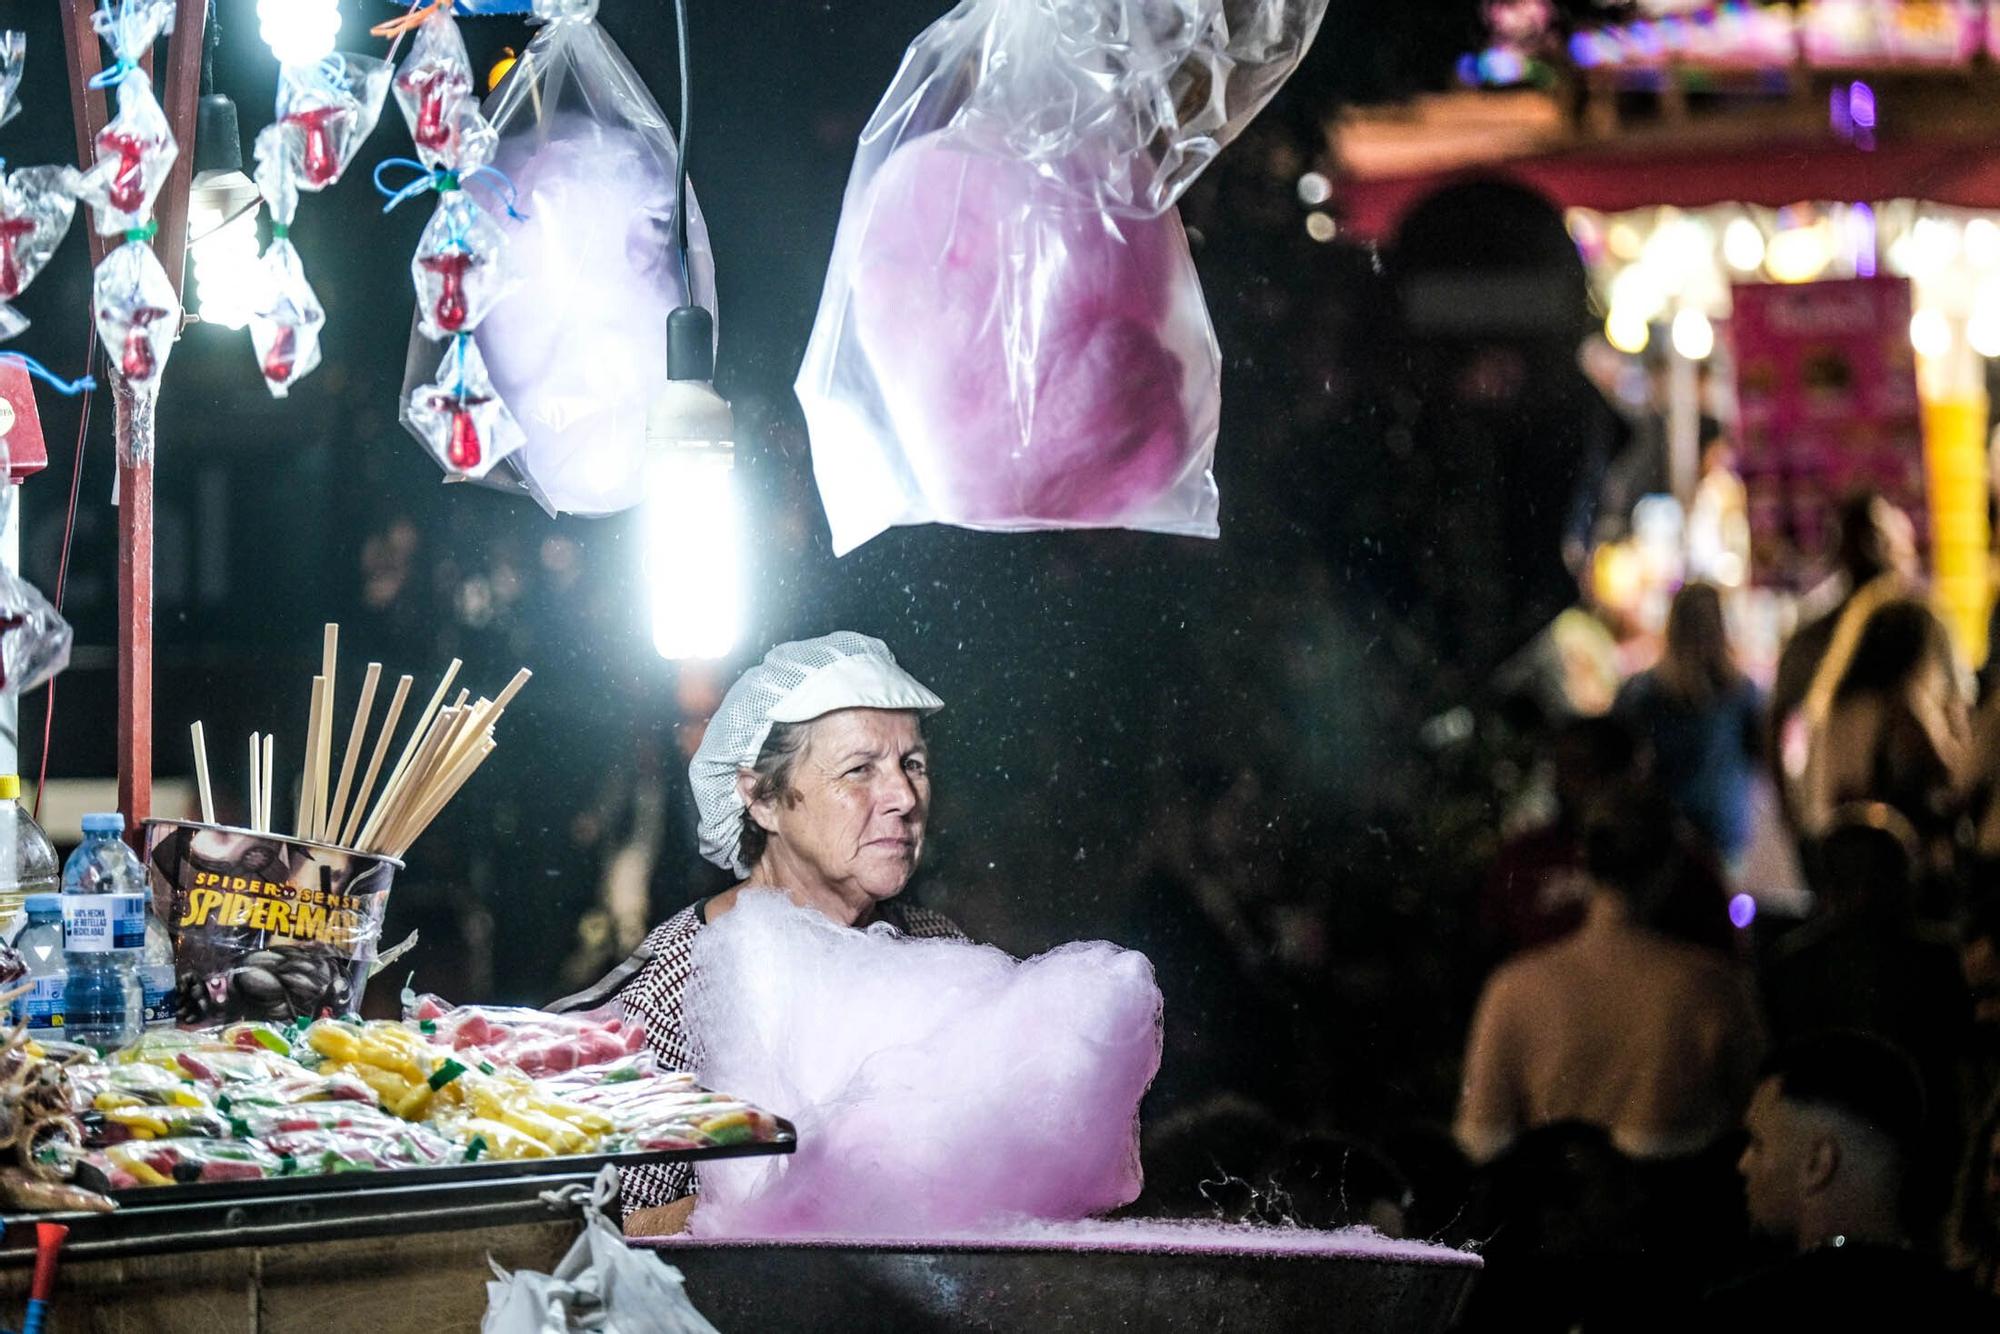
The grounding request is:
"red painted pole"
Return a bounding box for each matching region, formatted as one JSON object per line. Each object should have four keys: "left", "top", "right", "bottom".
{"left": 60, "top": 0, "right": 209, "bottom": 842}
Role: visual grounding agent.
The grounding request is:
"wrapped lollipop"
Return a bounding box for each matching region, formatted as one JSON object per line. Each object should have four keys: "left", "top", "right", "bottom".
{"left": 412, "top": 193, "right": 510, "bottom": 339}
{"left": 276, "top": 55, "right": 392, "bottom": 192}
{"left": 247, "top": 126, "right": 323, "bottom": 396}
{"left": 0, "top": 440, "right": 70, "bottom": 697}
{"left": 0, "top": 166, "right": 77, "bottom": 342}
{"left": 67, "top": 70, "right": 178, "bottom": 234}
{"left": 93, "top": 239, "right": 180, "bottom": 459}
{"left": 391, "top": 10, "right": 493, "bottom": 172}
{"left": 405, "top": 336, "right": 524, "bottom": 480}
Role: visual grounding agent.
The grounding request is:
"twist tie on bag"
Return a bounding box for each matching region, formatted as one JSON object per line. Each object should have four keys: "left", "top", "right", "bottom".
{"left": 373, "top": 158, "right": 525, "bottom": 219}
{"left": 86, "top": 56, "right": 141, "bottom": 90}
{"left": 270, "top": 222, "right": 289, "bottom": 240}
{"left": 0, "top": 354, "right": 95, "bottom": 397}
{"left": 124, "top": 220, "right": 158, "bottom": 245}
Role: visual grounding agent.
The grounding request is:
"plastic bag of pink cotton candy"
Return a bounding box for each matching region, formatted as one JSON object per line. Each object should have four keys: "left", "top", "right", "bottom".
{"left": 796, "top": 0, "right": 1329, "bottom": 554}
{"left": 682, "top": 891, "right": 1162, "bottom": 1236}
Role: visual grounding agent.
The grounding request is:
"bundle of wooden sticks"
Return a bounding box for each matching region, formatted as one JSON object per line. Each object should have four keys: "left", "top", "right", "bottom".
{"left": 187, "top": 624, "right": 530, "bottom": 860}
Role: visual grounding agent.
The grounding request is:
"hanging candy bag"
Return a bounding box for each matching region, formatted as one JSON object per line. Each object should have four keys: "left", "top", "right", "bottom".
{"left": 458, "top": 0, "right": 716, "bottom": 516}
{"left": 797, "top": 0, "right": 1327, "bottom": 555}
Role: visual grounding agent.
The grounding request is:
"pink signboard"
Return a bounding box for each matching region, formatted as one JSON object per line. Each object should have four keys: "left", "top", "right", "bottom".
{"left": 1728, "top": 276, "right": 1926, "bottom": 588}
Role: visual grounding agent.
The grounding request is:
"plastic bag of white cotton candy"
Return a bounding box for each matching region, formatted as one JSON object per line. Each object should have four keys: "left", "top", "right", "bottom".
{"left": 682, "top": 890, "right": 1163, "bottom": 1236}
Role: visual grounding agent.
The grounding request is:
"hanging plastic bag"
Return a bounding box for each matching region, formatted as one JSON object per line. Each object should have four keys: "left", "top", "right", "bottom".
{"left": 457, "top": 0, "right": 717, "bottom": 516}
{"left": 0, "top": 31, "right": 23, "bottom": 130}
{"left": 0, "top": 167, "right": 78, "bottom": 344}
{"left": 276, "top": 55, "right": 392, "bottom": 193}
{"left": 247, "top": 126, "right": 324, "bottom": 395}
{"left": 0, "top": 438, "right": 70, "bottom": 697}
{"left": 482, "top": 1167, "right": 722, "bottom": 1334}
{"left": 797, "top": 0, "right": 1327, "bottom": 555}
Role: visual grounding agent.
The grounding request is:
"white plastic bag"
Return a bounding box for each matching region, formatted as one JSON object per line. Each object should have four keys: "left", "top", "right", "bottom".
{"left": 797, "top": 0, "right": 1327, "bottom": 555}
{"left": 483, "top": 1168, "right": 721, "bottom": 1334}
{"left": 460, "top": 0, "right": 716, "bottom": 516}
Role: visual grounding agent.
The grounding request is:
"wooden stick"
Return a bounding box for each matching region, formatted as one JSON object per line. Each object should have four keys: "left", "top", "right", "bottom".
{"left": 262, "top": 735, "right": 274, "bottom": 835}
{"left": 190, "top": 722, "right": 214, "bottom": 825}
{"left": 249, "top": 732, "right": 262, "bottom": 833}
{"left": 341, "top": 673, "right": 412, "bottom": 849}
{"left": 324, "top": 662, "right": 382, "bottom": 847}
{"left": 357, "top": 659, "right": 461, "bottom": 849}
{"left": 491, "top": 667, "right": 532, "bottom": 713}
{"left": 359, "top": 703, "right": 457, "bottom": 852}
{"left": 389, "top": 737, "right": 496, "bottom": 858}
{"left": 314, "top": 624, "right": 339, "bottom": 840}
{"left": 297, "top": 675, "right": 325, "bottom": 840}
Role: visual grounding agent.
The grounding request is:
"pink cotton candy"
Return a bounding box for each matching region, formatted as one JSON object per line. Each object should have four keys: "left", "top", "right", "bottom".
{"left": 683, "top": 891, "right": 1162, "bottom": 1237}
{"left": 818, "top": 133, "right": 1219, "bottom": 543}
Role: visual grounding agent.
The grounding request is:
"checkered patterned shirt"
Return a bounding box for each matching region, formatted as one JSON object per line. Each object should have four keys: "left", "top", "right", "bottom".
{"left": 612, "top": 896, "right": 966, "bottom": 1215}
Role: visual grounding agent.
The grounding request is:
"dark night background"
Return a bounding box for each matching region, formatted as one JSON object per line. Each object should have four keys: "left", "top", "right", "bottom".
{"left": 0, "top": 0, "right": 1606, "bottom": 1139}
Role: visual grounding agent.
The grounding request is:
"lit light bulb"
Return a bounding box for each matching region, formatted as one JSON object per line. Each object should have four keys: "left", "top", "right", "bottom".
{"left": 187, "top": 168, "right": 262, "bottom": 330}
{"left": 1296, "top": 172, "right": 1331, "bottom": 207}
{"left": 1722, "top": 217, "right": 1765, "bottom": 272}
{"left": 644, "top": 307, "right": 742, "bottom": 661}
{"left": 1967, "top": 217, "right": 2000, "bottom": 270}
{"left": 1671, "top": 308, "right": 1714, "bottom": 360}
{"left": 258, "top": 0, "right": 341, "bottom": 68}
{"left": 1304, "top": 211, "right": 1336, "bottom": 242}
{"left": 1765, "top": 223, "right": 1833, "bottom": 283}
{"left": 1605, "top": 306, "right": 1650, "bottom": 355}
{"left": 1910, "top": 308, "right": 1952, "bottom": 358}
{"left": 1969, "top": 307, "right": 2000, "bottom": 359}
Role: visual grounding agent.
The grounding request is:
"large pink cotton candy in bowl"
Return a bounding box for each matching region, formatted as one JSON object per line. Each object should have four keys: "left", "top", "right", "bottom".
{"left": 840, "top": 135, "right": 1219, "bottom": 530}
{"left": 682, "top": 891, "right": 1163, "bottom": 1238}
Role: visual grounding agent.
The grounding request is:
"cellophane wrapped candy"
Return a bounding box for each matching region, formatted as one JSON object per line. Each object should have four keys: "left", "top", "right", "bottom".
{"left": 0, "top": 449, "right": 70, "bottom": 697}
{"left": 0, "top": 31, "right": 24, "bottom": 131}
{"left": 412, "top": 194, "right": 510, "bottom": 340}
{"left": 406, "top": 336, "right": 524, "bottom": 480}
{"left": 247, "top": 126, "right": 323, "bottom": 396}
{"left": 797, "top": 0, "right": 1328, "bottom": 555}
{"left": 393, "top": 11, "right": 494, "bottom": 173}
{"left": 0, "top": 166, "right": 78, "bottom": 342}
{"left": 92, "top": 240, "right": 180, "bottom": 458}
{"left": 468, "top": 0, "right": 717, "bottom": 516}
{"left": 67, "top": 71, "right": 177, "bottom": 235}
{"left": 275, "top": 55, "right": 392, "bottom": 192}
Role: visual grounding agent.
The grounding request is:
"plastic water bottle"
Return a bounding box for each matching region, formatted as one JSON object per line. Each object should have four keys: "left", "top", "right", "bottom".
{"left": 0, "top": 776, "right": 60, "bottom": 931}
{"left": 9, "top": 896, "right": 65, "bottom": 1040}
{"left": 60, "top": 814, "right": 146, "bottom": 1052}
{"left": 137, "top": 878, "right": 177, "bottom": 1029}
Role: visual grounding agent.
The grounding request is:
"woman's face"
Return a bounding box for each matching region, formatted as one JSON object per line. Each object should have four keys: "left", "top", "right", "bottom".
{"left": 748, "top": 708, "right": 931, "bottom": 906}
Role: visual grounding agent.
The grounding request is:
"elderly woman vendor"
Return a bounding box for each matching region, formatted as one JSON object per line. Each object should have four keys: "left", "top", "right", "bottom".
{"left": 570, "top": 631, "right": 962, "bottom": 1221}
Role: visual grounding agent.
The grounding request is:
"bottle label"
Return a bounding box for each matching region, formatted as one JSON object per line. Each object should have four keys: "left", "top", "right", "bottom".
{"left": 12, "top": 975, "right": 63, "bottom": 1030}
{"left": 140, "top": 963, "right": 177, "bottom": 1026}
{"left": 62, "top": 894, "right": 147, "bottom": 953}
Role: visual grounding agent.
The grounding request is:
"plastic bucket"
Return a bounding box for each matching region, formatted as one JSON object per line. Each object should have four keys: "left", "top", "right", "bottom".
{"left": 142, "top": 820, "right": 401, "bottom": 1024}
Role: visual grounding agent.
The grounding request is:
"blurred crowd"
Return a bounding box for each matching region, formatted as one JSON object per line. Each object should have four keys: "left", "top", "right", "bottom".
{"left": 1123, "top": 487, "right": 2000, "bottom": 1329}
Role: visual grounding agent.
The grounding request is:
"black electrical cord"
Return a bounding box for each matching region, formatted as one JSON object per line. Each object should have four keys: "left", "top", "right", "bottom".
{"left": 672, "top": 0, "right": 693, "bottom": 303}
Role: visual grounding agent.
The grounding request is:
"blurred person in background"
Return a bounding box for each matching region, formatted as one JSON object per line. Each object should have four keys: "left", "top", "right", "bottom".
{"left": 1614, "top": 581, "right": 1762, "bottom": 865}
{"left": 1708, "top": 1032, "right": 1997, "bottom": 1328}
{"left": 1456, "top": 785, "right": 1765, "bottom": 1165}
{"left": 1961, "top": 895, "right": 2000, "bottom": 1123}
{"left": 1798, "top": 587, "right": 1971, "bottom": 878}
{"left": 1948, "top": 1089, "right": 2000, "bottom": 1300}
{"left": 1766, "top": 491, "right": 1920, "bottom": 833}
{"left": 1761, "top": 803, "right": 1971, "bottom": 1225}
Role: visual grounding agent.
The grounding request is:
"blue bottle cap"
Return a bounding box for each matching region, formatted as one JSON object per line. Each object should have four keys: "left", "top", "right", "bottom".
{"left": 80, "top": 812, "right": 125, "bottom": 834}
{"left": 23, "top": 894, "right": 60, "bottom": 914}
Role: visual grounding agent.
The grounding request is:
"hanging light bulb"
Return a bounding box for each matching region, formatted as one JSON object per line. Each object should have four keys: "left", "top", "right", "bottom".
{"left": 186, "top": 92, "right": 260, "bottom": 329}
{"left": 644, "top": 306, "right": 742, "bottom": 661}
{"left": 1671, "top": 308, "right": 1714, "bottom": 361}
{"left": 257, "top": 0, "right": 341, "bottom": 68}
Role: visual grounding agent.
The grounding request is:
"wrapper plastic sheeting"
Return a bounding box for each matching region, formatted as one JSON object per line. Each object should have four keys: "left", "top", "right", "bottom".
{"left": 0, "top": 475, "right": 69, "bottom": 696}
{"left": 485, "top": 1168, "right": 722, "bottom": 1334}
{"left": 0, "top": 166, "right": 78, "bottom": 342}
{"left": 464, "top": 2, "right": 717, "bottom": 515}
{"left": 92, "top": 238, "right": 178, "bottom": 387}
{"left": 405, "top": 992, "right": 650, "bottom": 1075}
{"left": 0, "top": 30, "right": 22, "bottom": 130}
{"left": 393, "top": 12, "right": 492, "bottom": 173}
{"left": 249, "top": 126, "right": 323, "bottom": 396}
{"left": 67, "top": 72, "right": 178, "bottom": 235}
{"left": 413, "top": 193, "right": 512, "bottom": 339}
{"left": 406, "top": 335, "right": 526, "bottom": 479}
{"left": 683, "top": 891, "right": 1162, "bottom": 1236}
{"left": 276, "top": 55, "right": 392, "bottom": 192}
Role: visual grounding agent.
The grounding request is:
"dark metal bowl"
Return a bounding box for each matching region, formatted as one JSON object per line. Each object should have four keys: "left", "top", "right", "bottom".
{"left": 644, "top": 1228, "right": 1480, "bottom": 1333}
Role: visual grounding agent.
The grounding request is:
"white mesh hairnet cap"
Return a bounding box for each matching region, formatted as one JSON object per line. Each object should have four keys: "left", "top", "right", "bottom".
{"left": 691, "top": 632, "right": 943, "bottom": 875}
